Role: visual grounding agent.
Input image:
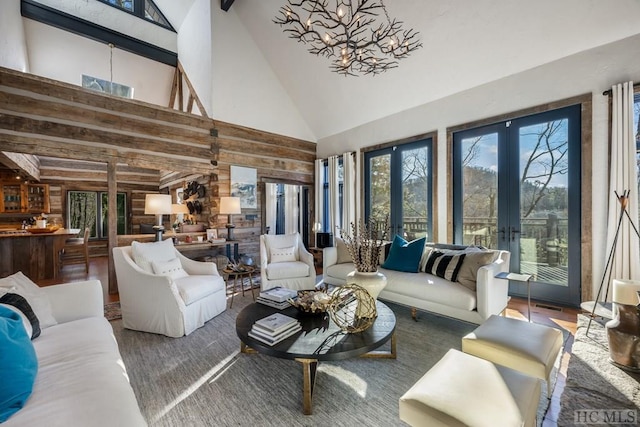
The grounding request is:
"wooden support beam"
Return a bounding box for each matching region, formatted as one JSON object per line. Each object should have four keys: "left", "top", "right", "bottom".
{"left": 107, "top": 160, "right": 118, "bottom": 294}
{"left": 177, "top": 68, "right": 184, "bottom": 112}
{"left": 176, "top": 62, "right": 209, "bottom": 118}
{"left": 168, "top": 67, "right": 179, "bottom": 109}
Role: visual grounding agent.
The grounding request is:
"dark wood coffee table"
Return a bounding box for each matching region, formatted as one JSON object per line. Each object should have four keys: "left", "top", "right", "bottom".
{"left": 236, "top": 301, "right": 396, "bottom": 414}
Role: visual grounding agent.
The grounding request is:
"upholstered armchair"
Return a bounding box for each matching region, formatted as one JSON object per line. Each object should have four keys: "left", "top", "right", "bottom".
{"left": 259, "top": 232, "right": 316, "bottom": 291}
{"left": 112, "top": 239, "right": 226, "bottom": 337}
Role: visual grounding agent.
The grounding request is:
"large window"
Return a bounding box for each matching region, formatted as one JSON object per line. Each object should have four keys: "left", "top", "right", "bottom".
{"left": 453, "top": 105, "right": 581, "bottom": 306}
{"left": 364, "top": 138, "right": 433, "bottom": 241}
{"left": 98, "top": 0, "right": 173, "bottom": 30}
{"left": 321, "top": 160, "right": 344, "bottom": 233}
{"left": 68, "top": 191, "right": 127, "bottom": 238}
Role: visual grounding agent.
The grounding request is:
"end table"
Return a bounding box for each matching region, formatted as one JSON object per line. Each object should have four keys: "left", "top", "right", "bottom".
{"left": 223, "top": 266, "right": 256, "bottom": 308}
{"left": 495, "top": 272, "right": 533, "bottom": 322}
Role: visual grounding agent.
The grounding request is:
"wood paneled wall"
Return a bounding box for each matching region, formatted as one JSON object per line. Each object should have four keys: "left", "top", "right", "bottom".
{"left": 0, "top": 67, "right": 216, "bottom": 174}
{"left": 213, "top": 122, "right": 316, "bottom": 261}
{"left": 0, "top": 67, "right": 317, "bottom": 289}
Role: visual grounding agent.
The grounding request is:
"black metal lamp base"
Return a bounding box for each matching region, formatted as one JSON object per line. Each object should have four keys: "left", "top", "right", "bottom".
{"left": 226, "top": 224, "right": 235, "bottom": 241}
{"left": 153, "top": 225, "right": 164, "bottom": 242}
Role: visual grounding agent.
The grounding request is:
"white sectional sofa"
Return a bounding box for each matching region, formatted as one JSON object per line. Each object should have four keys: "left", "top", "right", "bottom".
{"left": 2, "top": 278, "right": 146, "bottom": 426}
{"left": 323, "top": 243, "right": 511, "bottom": 324}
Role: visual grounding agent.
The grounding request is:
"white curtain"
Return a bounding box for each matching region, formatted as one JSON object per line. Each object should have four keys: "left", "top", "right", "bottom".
{"left": 314, "top": 159, "right": 324, "bottom": 234}
{"left": 342, "top": 152, "right": 357, "bottom": 233}
{"left": 328, "top": 155, "right": 340, "bottom": 239}
{"left": 284, "top": 184, "right": 299, "bottom": 235}
{"left": 265, "top": 183, "right": 277, "bottom": 234}
{"left": 606, "top": 81, "right": 640, "bottom": 293}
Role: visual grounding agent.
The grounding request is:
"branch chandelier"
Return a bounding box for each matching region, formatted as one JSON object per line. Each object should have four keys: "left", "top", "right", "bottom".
{"left": 274, "top": 0, "right": 422, "bottom": 76}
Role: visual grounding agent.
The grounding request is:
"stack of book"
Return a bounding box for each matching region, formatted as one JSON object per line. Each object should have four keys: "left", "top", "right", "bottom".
{"left": 257, "top": 286, "right": 298, "bottom": 310}
{"left": 248, "top": 313, "right": 301, "bottom": 346}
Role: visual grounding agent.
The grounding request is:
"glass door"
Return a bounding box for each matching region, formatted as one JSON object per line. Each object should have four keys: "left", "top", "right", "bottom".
{"left": 454, "top": 105, "right": 581, "bottom": 306}
{"left": 365, "top": 138, "right": 432, "bottom": 241}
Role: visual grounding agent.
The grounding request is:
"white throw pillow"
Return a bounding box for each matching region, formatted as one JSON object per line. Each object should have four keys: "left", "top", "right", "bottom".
{"left": 152, "top": 257, "right": 189, "bottom": 279}
{"left": 131, "top": 239, "right": 176, "bottom": 273}
{"left": 270, "top": 246, "right": 297, "bottom": 263}
{"left": 0, "top": 272, "right": 57, "bottom": 329}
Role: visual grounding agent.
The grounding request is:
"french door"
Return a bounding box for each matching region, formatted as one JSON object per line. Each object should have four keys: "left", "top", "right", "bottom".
{"left": 453, "top": 105, "right": 581, "bottom": 306}
{"left": 364, "top": 138, "right": 433, "bottom": 241}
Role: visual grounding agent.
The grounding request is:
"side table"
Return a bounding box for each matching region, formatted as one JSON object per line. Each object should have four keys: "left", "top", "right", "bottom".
{"left": 308, "top": 247, "right": 323, "bottom": 274}
{"left": 495, "top": 272, "right": 533, "bottom": 322}
{"left": 223, "top": 266, "right": 256, "bottom": 308}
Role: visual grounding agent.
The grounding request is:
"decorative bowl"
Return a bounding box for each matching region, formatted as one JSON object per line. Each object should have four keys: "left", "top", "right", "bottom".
{"left": 26, "top": 226, "right": 58, "bottom": 234}
{"left": 289, "top": 290, "right": 331, "bottom": 315}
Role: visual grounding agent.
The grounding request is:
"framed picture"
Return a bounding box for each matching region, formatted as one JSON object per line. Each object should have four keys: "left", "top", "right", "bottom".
{"left": 230, "top": 165, "right": 257, "bottom": 209}
{"left": 206, "top": 229, "right": 218, "bottom": 241}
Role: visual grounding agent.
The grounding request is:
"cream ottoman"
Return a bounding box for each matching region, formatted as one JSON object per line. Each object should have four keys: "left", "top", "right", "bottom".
{"left": 399, "top": 349, "right": 540, "bottom": 427}
{"left": 462, "top": 315, "right": 563, "bottom": 396}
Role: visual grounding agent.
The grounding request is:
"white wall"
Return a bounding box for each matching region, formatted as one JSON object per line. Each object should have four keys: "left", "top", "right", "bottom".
{"left": 176, "top": 0, "right": 212, "bottom": 116}
{"left": 0, "top": 0, "right": 30, "bottom": 72}
{"left": 210, "top": 5, "right": 315, "bottom": 141}
{"left": 318, "top": 33, "right": 640, "bottom": 300}
{"left": 23, "top": 19, "right": 174, "bottom": 106}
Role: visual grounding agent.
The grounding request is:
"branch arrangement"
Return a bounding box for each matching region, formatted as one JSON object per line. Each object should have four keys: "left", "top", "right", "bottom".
{"left": 274, "top": 0, "right": 422, "bottom": 76}
{"left": 340, "top": 216, "right": 389, "bottom": 272}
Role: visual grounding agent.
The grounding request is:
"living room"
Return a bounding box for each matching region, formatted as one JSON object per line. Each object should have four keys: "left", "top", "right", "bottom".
{"left": 1, "top": 0, "right": 640, "bottom": 425}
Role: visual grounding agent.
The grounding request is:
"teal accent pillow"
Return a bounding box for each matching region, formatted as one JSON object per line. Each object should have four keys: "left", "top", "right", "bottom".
{"left": 0, "top": 305, "right": 38, "bottom": 423}
{"left": 381, "top": 235, "right": 426, "bottom": 273}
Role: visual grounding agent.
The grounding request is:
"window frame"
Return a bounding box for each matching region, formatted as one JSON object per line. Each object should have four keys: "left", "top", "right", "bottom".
{"left": 363, "top": 135, "right": 435, "bottom": 241}
{"left": 67, "top": 190, "right": 127, "bottom": 239}
{"left": 321, "top": 159, "right": 344, "bottom": 234}
{"left": 96, "top": 0, "right": 174, "bottom": 31}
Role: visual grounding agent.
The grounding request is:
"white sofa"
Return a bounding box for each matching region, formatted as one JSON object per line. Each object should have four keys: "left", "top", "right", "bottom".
{"left": 323, "top": 243, "right": 510, "bottom": 324}
{"left": 113, "top": 242, "right": 226, "bottom": 338}
{"left": 4, "top": 279, "right": 146, "bottom": 426}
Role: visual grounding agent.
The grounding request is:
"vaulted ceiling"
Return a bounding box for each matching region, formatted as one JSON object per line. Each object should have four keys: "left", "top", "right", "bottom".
{"left": 139, "top": 0, "right": 640, "bottom": 141}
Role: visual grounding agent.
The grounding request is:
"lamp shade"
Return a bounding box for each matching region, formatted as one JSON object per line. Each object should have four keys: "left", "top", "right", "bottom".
{"left": 171, "top": 203, "right": 189, "bottom": 214}
{"left": 219, "top": 197, "right": 241, "bottom": 215}
{"left": 144, "top": 194, "right": 171, "bottom": 215}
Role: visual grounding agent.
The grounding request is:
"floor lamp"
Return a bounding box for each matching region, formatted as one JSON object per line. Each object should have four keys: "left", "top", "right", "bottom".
{"left": 220, "top": 196, "right": 241, "bottom": 241}
{"left": 583, "top": 190, "right": 640, "bottom": 334}
{"left": 145, "top": 194, "right": 171, "bottom": 242}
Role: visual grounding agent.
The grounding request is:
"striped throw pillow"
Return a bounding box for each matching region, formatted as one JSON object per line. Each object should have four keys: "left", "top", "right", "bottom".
{"left": 424, "top": 250, "right": 466, "bottom": 282}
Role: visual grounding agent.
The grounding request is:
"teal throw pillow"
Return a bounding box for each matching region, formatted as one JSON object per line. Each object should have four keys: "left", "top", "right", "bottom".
{"left": 381, "top": 235, "right": 426, "bottom": 273}
{"left": 0, "top": 305, "right": 38, "bottom": 423}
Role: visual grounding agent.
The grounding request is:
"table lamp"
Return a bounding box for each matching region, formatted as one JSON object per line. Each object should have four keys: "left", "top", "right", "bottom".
{"left": 144, "top": 194, "right": 171, "bottom": 241}
{"left": 219, "top": 196, "right": 241, "bottom": 240}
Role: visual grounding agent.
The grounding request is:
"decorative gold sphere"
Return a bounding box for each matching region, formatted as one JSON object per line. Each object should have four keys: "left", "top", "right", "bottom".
{"left": 328, "top": 284, "right": 377, "bottom": 333}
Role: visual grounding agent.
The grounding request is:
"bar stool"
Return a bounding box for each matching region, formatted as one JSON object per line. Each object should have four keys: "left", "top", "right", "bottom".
{"left": 62, "top": 228, "right": 90, "bottom": 272}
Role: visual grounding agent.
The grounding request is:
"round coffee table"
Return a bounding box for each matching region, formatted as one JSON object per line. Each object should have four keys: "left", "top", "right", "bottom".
{"left": 236, "top": 301, "right": 396, "bottom": 414}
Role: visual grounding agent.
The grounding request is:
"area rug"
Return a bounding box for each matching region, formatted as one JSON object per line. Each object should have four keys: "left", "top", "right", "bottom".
{"left": 104, "top": 301, "right": 122, "bottom": 321}
{"left": 558, "top": 315, "right": 640, "bottom": 425}
{"left": 111, "top": 297, "right": 562, "bottom": 426}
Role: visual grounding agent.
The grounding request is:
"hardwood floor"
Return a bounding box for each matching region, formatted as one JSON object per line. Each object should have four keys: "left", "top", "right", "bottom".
{"left": 39, "top": 256, "right": 579, "bottom": 425}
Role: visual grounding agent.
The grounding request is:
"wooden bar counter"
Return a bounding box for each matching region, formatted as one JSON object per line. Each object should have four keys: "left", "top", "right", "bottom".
{"left": 0, "top": 228, "right": 80, "bottom": 281}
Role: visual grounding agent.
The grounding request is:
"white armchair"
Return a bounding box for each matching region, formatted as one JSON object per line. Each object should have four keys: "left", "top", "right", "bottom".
{"left": 260, "top": 232, "right": 316, "bottom": 291}
{"left": 112, "top": 239, "right": 226, "bottom": 337}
